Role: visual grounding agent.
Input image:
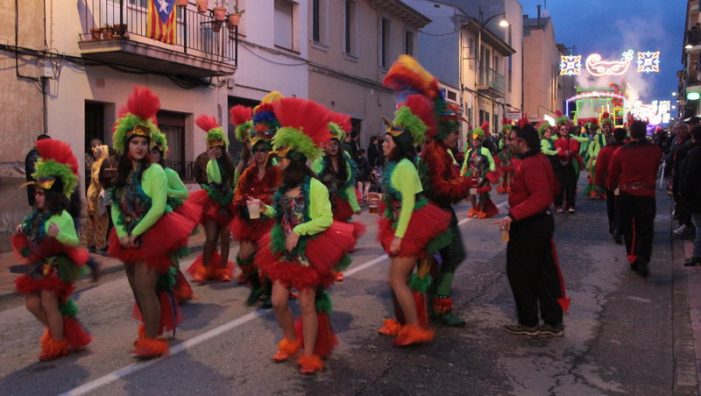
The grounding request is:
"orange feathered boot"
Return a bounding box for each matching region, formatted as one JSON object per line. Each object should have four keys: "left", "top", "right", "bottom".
{"left": 132, "top": 337, "right": 169, "bottom": 359}
{"left": 273, "top": 337, "right": 302, "bottom": 362}
{"left": 39, "top": 331, "right": 70, "bottom": 361}
{"left": 378, "top": 318, "right": 402, "bottom": 337}
{"left": 392, "top": 324, "right": 434, "bottom": 347}
{"left": 297, "top": 354, "right": 323, "bottom": 375}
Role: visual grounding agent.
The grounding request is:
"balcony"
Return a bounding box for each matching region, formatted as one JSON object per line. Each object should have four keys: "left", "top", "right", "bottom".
{"left": 79, "top": 0, "right": 238, "bottom": 78}
{"left": 477, "top": 67, "right": 505, "bottom": 97}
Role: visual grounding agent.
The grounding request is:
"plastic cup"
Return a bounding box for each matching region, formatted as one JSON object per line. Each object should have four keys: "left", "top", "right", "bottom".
{"left": 247, "top": 199, "right": 261, "bottom": 219}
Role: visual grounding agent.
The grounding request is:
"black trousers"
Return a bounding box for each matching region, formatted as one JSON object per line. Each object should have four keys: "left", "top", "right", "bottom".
{"left": 554, "top": 163, "right": 577, "bottom": 210}
{"left": 506, "top": 213, "right": 563, "bottom": 327}
{"left": 606, "top": 188, "right": 621, "bottom": 235}
{"left": 619, "top": 193, "right": 656, "bottom": 265}
{"left": 438, "top": 208, "right": 466, "bottom": 273}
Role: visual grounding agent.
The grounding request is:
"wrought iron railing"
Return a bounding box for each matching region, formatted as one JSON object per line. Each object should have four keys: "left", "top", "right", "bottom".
{"left": 478, "top": 67, "right": 505, "bottom": 94}
{"left": 80, "top": 0, "right": 238, "bottom": 66}
{"left": 165, "top": 160, "right": 195, "bottom": 181}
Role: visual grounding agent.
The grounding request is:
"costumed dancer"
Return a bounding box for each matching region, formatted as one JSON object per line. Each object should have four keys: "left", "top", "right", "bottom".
{"left": 584, "top": 118, "right": 607, "bottom": 200}
{"left": 419, "top": 102, "right": 479, "bottom": 326}
{"left": 231, "top": 104, "right": 254, "bottom": 188}
{"left": 312, "top": 112, "right": 365, "bottom": 282}
{"left": 460, "top": 122, "right": 500, "bottom": 219}
{"left": 108, "top": 87, "right": 194, "bottom": 358}
{"left": 254, "top": 97, "right": 359, "bottom": 374}
{"left": 376, "top": 55, "right": 453, "bottom": 345}
{"left": 553, "top": 114, "right": 584, "bottom": 214}
{"left": 595, "top": 127, "right": 627, "bottom": 244}
{"left": 187, "top": 116, "right": 237, "bottom": 283}
{"left": 539, "top": 121, "right": 559, "bottom": 163}
{"left": 13, "top": 139, "right": 92, "bottom": 361}
{"left": 497, "top": 121, "right": 516, "bottom": 194}
{"left": 229, "top": 98, "right": 281, "bottom": 307}
{"left": 149, "top": 133, "right": 200, "bottom": 304}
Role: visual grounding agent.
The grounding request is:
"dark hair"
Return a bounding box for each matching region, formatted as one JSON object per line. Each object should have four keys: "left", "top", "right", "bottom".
{"left": 218, "top": 150, "right": 236, "bottom": 186}
{"left": 282, "top": 156, "right": 315, "bottom": 189}
{"left": 44, "top": 179, "right": 68, "bottom": 214}
{"left": 691, "top": 125, "right": 701, "bottom": 142}
{"left": 37, "top": 134, "right": 51, "bottom": 141}
{"left": 370, "top": 136, "right": 378, "bottom": 144}
{"left": 90, "top": 138, "right": 103, "bottom": 147}
{"left": 515, "top": 124, "right": 540, "bottom": 151}
{"left": 387, "top": 132, "right": 416, "bottom": 163}
{"left": 629, "top": 121, "right": 647, "bottom": 140}
{"left": 613, "top": 127, "right": 627, "bottom": 143}
{"left": 152, "top": 147, "right": 165, "bottom": 166}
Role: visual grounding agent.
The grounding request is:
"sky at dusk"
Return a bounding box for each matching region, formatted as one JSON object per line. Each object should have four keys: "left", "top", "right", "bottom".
{"left": 519, "top": 0, "right": 686, "bottom": 104}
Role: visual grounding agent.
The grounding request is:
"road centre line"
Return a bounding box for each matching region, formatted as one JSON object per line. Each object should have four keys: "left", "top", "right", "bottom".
{"left": 60, "top": 201, "right": 508, "bottom": 396}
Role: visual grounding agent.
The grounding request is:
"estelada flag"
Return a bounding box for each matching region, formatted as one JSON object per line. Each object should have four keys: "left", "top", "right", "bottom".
{"left": 147, "top": 0, "right": 176, "bottom": 44}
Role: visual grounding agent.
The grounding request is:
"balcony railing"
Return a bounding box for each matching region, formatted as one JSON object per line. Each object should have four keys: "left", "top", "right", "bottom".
{"left": 80, "top": 0, "right": 237, "bottom": 75}
{"left": 478, "top": 67, "right": 505, "bottom": 95}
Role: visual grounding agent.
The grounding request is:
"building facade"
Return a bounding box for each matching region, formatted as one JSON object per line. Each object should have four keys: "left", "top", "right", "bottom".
{"left": 680, "top": 0, "right": 701, "bottom": 118}
{"left": 522, "top": 14, "right": 559, "bottom": 121}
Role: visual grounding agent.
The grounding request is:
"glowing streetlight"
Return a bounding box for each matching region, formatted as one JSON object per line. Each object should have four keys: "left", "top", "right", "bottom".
{"left": 672, "top": 92, "right": 677, "bottom": 97}
{"left": 499, "top": 19, "right": 509, "bottom": 28}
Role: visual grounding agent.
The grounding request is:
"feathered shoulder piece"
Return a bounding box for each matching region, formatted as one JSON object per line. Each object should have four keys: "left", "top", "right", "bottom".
{"left": 229, "top": 105, "right": 254, "bottom": 143}
{"left": 271, "top": 98, "right": 333, "bottom": 160}
{"left": 112, "top": 86, "right": 162, "bottom": 154}
{"left": 384, "top": 55, "right": 440, "bottom": 99}
{"left": 32, "top": 139, "right": 79, "bottom": 198}
{"left": 196, "top": 115, "right": 228, "bottom": 149}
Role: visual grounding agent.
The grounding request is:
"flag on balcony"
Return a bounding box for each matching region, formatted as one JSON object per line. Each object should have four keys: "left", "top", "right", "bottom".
{"left": 147, "top": 0, "right": 176, "bottom": 44}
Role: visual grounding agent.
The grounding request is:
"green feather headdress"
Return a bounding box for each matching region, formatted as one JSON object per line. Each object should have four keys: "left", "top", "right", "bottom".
{"left": 389, "top": 105, "right": 427, "bottom": 146}
{"left": 538, "top": 121, "right": 552, "bottom": 138}
{"left": 112, "top": 86, "right": 162, "bottom": 155}
{"left": 29, "top": 139, "right": 79, "bottom": 198}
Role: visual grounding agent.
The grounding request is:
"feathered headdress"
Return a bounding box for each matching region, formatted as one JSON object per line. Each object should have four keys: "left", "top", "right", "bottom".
{"left": 600, "top": 112, "right": 613, "bottom": 126}
{"left": 251, "top": 91, "right": 284, "bottom": 147}
{"left": 502, "top": 117, "right": 513, "bottom": 134}
{"left": 328, "top": 112, "right": 352, "bottom": 142}
{"left": 150, "top": 128, "right": 169, "bottom": 158}
{"left": 383, "top": 55, "right": 440, "bottom": 99}
{"left": 196, "top": 115, "right": 228, "bottom": 149}
{"left": 271, "top": 98, "right": 333, "bottom": 161}
{"left": 436, "top": 102, "right": 464, "bottom": 140}
{"left": 554, "top": 110, "right": 569, "bottom": 126}
{"left": 537, "top": 121, "right": 552, "bottom": 138}
{"left": 229, "top": 105, "right": 254, "bottom": 143}
{"left": 112, "top": 86, "right": 162, "bottom": 154}
{"left": 28, "top": 139, "right": 79, "bottom": 198}
{"left": 385, "top": 103, "right": 428, "bottom": 146}
{"left": 471, "top": 121, "right": 490, "bottom": 141}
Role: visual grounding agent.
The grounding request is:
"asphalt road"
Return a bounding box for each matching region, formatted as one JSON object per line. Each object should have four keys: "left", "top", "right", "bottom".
{"left": 0, "top": 186, "right": 684, "bottom": 396}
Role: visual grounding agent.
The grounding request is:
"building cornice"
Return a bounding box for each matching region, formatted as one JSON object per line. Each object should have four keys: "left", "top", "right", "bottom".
{"left": 462, "top": 19, "right": 516, "bottom": 56}
{"left": 369, "top": 0, "right": 431, "bottom": 28}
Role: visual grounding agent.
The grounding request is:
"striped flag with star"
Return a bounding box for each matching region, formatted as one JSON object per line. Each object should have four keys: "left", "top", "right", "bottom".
{"left": 147, "top": 0, "right": 176, "bottom": 44}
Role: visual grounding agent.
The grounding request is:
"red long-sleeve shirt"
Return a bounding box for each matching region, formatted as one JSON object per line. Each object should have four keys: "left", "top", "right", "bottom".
{"left": 508, "top": 151, "right": 557, "bottom": 221}
{"left": 594, "top": 142, "right": 623, "bottom": 187}
{"left": 607, "top": 140, "right": 662, "bottom": 197}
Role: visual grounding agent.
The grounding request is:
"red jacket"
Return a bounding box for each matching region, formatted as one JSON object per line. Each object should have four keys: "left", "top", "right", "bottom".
{"left": 594, "top": 142, "right": 623, "bottom": 187}
{"left": 607, "top": 140, "right": 662, "bottom": 197}
{"left": 508, "top": 151, "right": 557, "bottom": 221}
{"left": 554, "top": 136, "right": 581, "bottom": 165}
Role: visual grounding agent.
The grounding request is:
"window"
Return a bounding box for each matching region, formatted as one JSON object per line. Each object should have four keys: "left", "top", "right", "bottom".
{"left": 345, "top": 0, "right": 357, "bottom": 55}
{"left": 312, "top": 0, "right": 321, "bottom": 43}
{"left": 405, "top": 30, "right": 414, "bottom": 55}
{"left": 157, "top": 111, "right": 186, "bottom": 178}
{"left": 274, "top": 0, "right": 294, "bottom": 50}
{"left": 381, "top": 18, "right": 390, "bottom": 68}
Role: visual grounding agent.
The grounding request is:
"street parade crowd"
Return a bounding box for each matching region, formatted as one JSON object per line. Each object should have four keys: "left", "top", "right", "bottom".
{"left": 13, "top": 55, "right": 700, "bottom": 376}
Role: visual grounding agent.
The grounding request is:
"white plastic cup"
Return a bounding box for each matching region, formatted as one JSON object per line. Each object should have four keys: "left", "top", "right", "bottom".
{"left": 247, "top": 198, "right": 261, "bottom": 219}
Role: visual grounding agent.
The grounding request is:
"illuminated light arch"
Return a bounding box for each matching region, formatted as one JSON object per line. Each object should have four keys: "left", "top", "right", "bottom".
{"left": 565, "top": 91, "right": 628, "bottom": 119}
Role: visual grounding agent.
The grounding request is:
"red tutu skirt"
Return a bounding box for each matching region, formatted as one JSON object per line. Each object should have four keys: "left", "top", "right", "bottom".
{"left": 12, "top": 234, "right": 88, "bottom": 267}
{"left": 108, "top": 211, "right": 194, "bottom": 273}
{"left": 15, "top": 273, "right": 74, "bottom": 300}
{"left": 230, "top": 215, "right": 275, "bottom": 243}
{"left": 188, "top": 189, "right": 235, "bottom": 227}
{"left": 173, "top": 198, "right": 203, "bottom": 225}
{"left": 378, "top": 203, "right": 452, "bottom": 258}
{"left": 255, "top": 221, "right": 358, "bottom": 290}
{"left": 333, "top": 196, "right": 354, "bottom": 222}
{"left": 132, "top": 290, "right": 182, "bottom": 335}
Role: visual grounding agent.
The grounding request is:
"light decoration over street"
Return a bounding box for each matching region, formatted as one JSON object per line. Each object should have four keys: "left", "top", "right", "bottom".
{"left": 636, "top": 51, "right": 660, "bottom": 73}
{"left": 559, "top": 50, "right": 660, "bottom": 76}
{"left": 629, "top": 100, "right": 671, "bottom": 125}
{"left": 559, "top": 55, "right": 581, "bottom": 76}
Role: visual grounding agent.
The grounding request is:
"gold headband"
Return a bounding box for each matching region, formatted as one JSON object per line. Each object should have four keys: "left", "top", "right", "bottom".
{"left": 20, "top": 178, "right": 55, "bottom": 191}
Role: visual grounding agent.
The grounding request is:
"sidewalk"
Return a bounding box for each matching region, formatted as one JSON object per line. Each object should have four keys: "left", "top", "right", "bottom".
{"left": 678, "top": 218, "right": 701, "bottom": 395}
{"left": 0, "top": 229, "right": 207, "bottom": 301}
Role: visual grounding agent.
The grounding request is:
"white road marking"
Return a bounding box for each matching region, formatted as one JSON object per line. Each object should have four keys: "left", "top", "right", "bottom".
{"left": 60, "top": 201, "right": 508, "bottom": 395}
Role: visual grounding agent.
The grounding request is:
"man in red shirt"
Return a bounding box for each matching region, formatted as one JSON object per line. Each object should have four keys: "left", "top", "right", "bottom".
{"left": 595, "top": 127, "right": 627, "bottom": 244}
{"left": 496, "top": 123, "right": 569, "bottom": 337}
{"left": 607, "top": 121, "right": 662, "bottom": 278}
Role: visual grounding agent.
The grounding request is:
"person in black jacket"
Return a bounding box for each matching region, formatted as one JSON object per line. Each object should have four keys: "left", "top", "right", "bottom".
{"left": 367, "top": 135, "right": 383, "bottom": 169}
{"left": 682, "top": 125, "right": 701, "bottom": 266}
{"left": 24, "top": 134, "right": 51, "bottom": 206}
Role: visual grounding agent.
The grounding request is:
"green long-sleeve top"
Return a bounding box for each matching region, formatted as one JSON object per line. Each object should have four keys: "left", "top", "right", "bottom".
{"left": 587, "top": 132, "right": 605, "bottom": 162}
{"left": 460, "top": 147, "right": 496, "bottom": 176}
{"left": 207, "top": 159, "right": 223, "bottom": 184}
{"left": 35, "top": 210, "right": 80, "bottom": 246}
{"left": 311, "top": 155, "right": 361, "bottom": 213}
{"left": 263, "top": 177, "right": 333, "bottom": 236}
{"left": 389, "top": 159, "right": 423, "bottom": 238}
{"left": 541, "top": 138, "right": 558, "bottom": 156}
{"left": 165, "top": 167, "right": 189, "bottom": 200}
{"left": 111, "top": 164, "right": 168, "bottom": 239}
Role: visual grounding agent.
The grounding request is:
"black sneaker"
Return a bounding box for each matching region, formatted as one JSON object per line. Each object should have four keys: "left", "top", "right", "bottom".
{"left": 504, "top": 324, "right": 540, "bottom": 336}
{"left": 539, "top": 324, "right": 564, "bottom": 337}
